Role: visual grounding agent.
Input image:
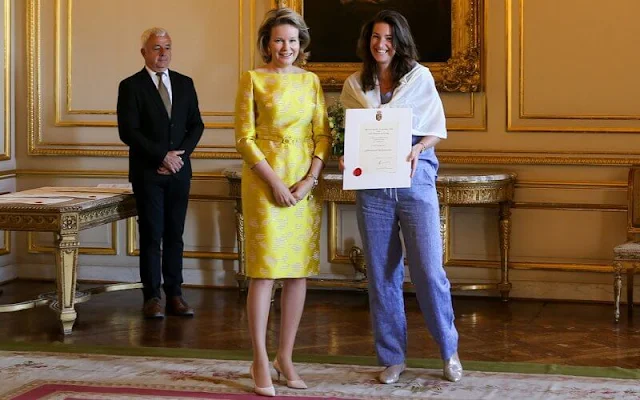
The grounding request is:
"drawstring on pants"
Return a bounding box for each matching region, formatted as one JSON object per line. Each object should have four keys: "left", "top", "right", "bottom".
{"left": 383, "top": 188, "right": 399, "bottom": 201}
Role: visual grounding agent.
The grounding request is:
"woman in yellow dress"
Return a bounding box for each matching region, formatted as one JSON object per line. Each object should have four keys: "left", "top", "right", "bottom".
{"left": 234, "top": 7, "right": 331, "bottom": 397}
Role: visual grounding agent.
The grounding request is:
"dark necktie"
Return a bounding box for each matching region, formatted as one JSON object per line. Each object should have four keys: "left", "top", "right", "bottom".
{"left": 156, "top": 72, "right": 171, "bottom": 116}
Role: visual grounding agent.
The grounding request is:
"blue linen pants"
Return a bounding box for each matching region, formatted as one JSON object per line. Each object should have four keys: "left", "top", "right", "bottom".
{"left": 356, "top": 160, "right": 459, "bottom": 364}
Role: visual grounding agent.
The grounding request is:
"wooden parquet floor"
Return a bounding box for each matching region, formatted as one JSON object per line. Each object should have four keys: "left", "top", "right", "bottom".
{"left": 0, "top": 280, "right": 638, "bottom": 369}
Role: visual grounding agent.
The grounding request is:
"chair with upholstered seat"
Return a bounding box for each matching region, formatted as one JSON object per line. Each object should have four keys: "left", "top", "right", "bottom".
{"left": 612, "top": 166, "right": 640, "bottom": 322}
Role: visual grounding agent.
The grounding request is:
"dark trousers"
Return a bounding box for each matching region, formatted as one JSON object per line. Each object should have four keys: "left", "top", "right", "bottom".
{"left": 132, "top": 175, "right": 191, "bottom": 301}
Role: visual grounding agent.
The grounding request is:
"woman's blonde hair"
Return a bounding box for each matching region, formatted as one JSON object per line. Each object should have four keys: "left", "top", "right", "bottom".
{"left": 257, "top": 8, "right": 310, "bottom": 64}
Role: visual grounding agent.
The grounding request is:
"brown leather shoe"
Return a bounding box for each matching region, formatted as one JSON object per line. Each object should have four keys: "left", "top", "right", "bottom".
{"left": 166, "top": 296, "right": 194, "bottom": 317}
{"left": 142, "top": 298, "right": 165, "bottom": 319}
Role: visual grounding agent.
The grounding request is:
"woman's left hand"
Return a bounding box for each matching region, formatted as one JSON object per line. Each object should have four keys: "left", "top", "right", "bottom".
{"left": 407, "top": 144, "right": 423, "bottom": 178}
{"left": 290, "top": 177, "right": 315, "bottom": 202}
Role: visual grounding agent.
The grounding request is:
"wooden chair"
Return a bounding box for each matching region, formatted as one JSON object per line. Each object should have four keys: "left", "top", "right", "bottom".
{"left": 612, "top": 166, "right": 640, "bottom": 322}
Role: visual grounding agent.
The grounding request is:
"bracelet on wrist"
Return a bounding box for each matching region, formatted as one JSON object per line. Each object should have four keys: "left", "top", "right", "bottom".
{"left": 306, "top": 173, "right": 318, "bottom": 188}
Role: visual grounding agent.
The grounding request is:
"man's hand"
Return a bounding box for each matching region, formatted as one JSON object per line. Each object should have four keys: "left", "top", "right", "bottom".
{"left": 157, "top": 166, "right": 172, "bottom": 175}
{"left": 338, "top": 156, "right": 345, "bottom": 172}
{"left": 162, "top": 150, "right": 185, "bottom": 173}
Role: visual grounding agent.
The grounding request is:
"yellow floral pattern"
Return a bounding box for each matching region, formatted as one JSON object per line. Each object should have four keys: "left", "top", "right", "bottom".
{"left": 235, "top": 71, "right": 331, "bottom": 279}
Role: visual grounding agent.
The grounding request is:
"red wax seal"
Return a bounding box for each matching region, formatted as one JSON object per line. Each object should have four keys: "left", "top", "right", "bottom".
{"left": 353, "top": 167, "right": 362, "bottom": 177}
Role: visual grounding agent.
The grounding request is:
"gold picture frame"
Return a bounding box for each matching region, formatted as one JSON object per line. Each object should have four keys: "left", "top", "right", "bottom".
{"left": 274, "top": 0, "right": 482, "bottom": 92}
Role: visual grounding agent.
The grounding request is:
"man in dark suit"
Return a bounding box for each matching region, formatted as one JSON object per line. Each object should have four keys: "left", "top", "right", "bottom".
{"left": 117, "top": 27, "right": 204, "bottom": 319}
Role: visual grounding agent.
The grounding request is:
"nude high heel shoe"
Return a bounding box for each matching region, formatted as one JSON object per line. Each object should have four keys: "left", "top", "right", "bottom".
{"left": 250, "top": 363, "right": 276, "bottom": 397}
{"left": 273, "top": 358, "right": 308, "bottom": 389}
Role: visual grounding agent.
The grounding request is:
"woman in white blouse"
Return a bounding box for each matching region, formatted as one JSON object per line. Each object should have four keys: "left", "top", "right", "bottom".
{"left": 339, "top": 9, "right": 463, "bottom": 384}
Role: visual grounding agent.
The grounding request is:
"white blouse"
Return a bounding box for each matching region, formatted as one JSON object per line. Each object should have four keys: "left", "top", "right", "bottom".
{"left": 340, "top": 63, "right": 447, "bottom": 139}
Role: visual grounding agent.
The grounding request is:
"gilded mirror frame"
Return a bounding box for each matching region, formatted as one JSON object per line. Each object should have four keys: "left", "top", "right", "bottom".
{"left": 273, "top": 0, "right": 482, "bottom": 92}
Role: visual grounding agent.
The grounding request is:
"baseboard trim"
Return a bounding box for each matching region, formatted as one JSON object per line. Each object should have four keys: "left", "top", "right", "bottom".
{"left": 12, "top": 264, "right": 637, "bottom": 303}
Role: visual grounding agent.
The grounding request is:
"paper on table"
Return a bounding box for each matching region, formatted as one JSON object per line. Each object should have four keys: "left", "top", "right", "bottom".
{"left": 44, "top": 186, "right": 130, "bottom": 195}
{"left": 1, "top": 190, "right": 114, "bottom": 200}
{"left": 23, "top": 187, "right": 129, "bottom": 198}
{"left": 0, "top": 197, "right": 71, "bottom": 205}
{"left": 96, "top": 184, "right": 133, "bottom": 193}
{"left": 343, "top": 108, "right": 412, "bottom": 190}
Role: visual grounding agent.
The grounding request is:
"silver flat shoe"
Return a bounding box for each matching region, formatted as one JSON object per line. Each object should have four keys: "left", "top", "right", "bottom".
{"left": 378, "top": 363, "right": 406, "bottom": 384}
{"left": 443, "top": 352, "right": 463, "bottom": 382}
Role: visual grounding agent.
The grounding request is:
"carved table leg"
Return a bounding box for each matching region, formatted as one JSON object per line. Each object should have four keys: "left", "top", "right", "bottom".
{"left": 439, "top": 204, "right": 449, "bottom": 264}
{"left": 613, "top": 261, "right": 623, "bottom": 322}
{"left": 498, "top": 201, "right": 513, "bottom": 301}
{"left": 628, "top": 265, "right": 636, "bottom": 317}
{"left": 54, "top": 230, "right": 80, "bottom": 335}
{"left": 234, "top": 198, "right": 248, "bottom": 292}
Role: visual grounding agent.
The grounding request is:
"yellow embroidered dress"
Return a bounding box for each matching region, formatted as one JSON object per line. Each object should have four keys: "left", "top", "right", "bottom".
{"left": 235, "top": 71, "right": 332, "bottom": 279}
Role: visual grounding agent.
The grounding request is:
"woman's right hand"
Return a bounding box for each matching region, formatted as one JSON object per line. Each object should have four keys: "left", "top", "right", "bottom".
{"left": 338, "top": 156, "right": 345, "bottom": 172}
{"left": 271, "top": 180, "right": 298, "bottom": 207}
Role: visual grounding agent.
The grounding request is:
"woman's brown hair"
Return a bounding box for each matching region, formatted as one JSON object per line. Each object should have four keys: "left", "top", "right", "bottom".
{"left": 356, "top": 10, "right": 419, "bottom": 92}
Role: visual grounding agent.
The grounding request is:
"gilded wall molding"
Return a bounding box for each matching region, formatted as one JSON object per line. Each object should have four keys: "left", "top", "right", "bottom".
{"left": 15, "top": 169, "right": 228, "bottom": 180}
{"left": 0, "top": 170, "right": 14, "bottom": 179}
{"left": 328, "top": 201, "right": 624, "bottom": 272}
{"left": 26, "top": 0, "right": 41, "bottom": 156}
{"left": 28, "top": 222, "right": 118, "bottom": 255}
{"left": 26, "top": 0, "right": 484, "bottom": 157}
{"left": 437, "top": 153, "right": 640, "bottom": 166}
{"left": 447, "top": 93, "right": 487, "bottom": 132}
{"left": 446, "top": 259, "right": 615, "bottom": 273}
{"left": 54, "top": 0, "right": 242, "bottom": 129}
{"left": 0, "top": 231, "right": 11, "bottom": 256}
{"left": 126, "top": 195, "right": 239, "bottom": 260}
{"left": 23, "top": 0, "right": 639, "bottom": 160}
{"left": 507, "top": 0, "right": 640, "bottom": 132}
{"left": 446, "top": 93, "right": 476, "bottom": 119}
{"left": 328, "top": 198, "right": 625, "bottom": 273}
{"left": 26, "top": 0, "right": 244, "bottom": 158}
{"left": 10, "top": 169, "right": 632, "bottom": 190}
{"left": 518, "top": 0, "right": 639, "bottom": 121}
{"left": 327, "top": 195, "right": 626, "bottom": 268}
{"left": 1, "top": 0, "right": 10, "bottom": 160}
{"left": 516, "top": 180, "right": 626, "bottom": 191}
{"left": 512, "top": 202, "right": 625, "bottom": 212}
{"left": 12, "top": 163, "right": 629, "bottom": 273}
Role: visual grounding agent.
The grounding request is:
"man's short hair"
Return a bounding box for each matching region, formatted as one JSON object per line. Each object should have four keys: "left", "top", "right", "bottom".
{"left": 141, "top": 27, "right": 170, "bottom": 48}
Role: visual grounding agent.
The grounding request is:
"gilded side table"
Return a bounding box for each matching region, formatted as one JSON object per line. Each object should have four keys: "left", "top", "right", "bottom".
{"left": 0, "top": 187, "right": 139, "bottom": 334}
{"left": 225, "top": 168, "right": 516, "bottom": 299}
{"left": 437, "top": 171, "right": 515, "bottom": 299}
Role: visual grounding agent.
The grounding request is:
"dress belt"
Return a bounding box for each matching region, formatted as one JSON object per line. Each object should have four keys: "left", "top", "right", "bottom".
{"left": 256, "top": 135, "right": 312, "bottom": 144}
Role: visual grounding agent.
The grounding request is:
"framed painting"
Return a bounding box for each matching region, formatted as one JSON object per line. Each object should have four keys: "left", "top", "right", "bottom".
{"left": 273, "top": 0, "right": 482, "bottom": 92}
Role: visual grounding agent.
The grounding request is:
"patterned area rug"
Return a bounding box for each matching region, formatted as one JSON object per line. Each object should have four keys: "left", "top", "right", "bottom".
{"left": 1, "top": 349, "right": 639, "bottom": 400}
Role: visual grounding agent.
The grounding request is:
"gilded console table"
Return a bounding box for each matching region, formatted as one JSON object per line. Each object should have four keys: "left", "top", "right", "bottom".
{"left": 0, "top": 187, "right": 139, "bottom": 334}
{"left": 225, "top": 169, "right": 516, "bottom": 299}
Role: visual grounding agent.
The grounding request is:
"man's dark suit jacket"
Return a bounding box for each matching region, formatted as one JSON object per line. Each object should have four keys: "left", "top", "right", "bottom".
{"left": 117, "top": 68, "right": 204, "bottom": 182}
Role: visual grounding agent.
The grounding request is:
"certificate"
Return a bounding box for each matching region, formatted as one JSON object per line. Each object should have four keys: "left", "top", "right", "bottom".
{"left": 342, "top": 108, "right": 412, "bottom": 190}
